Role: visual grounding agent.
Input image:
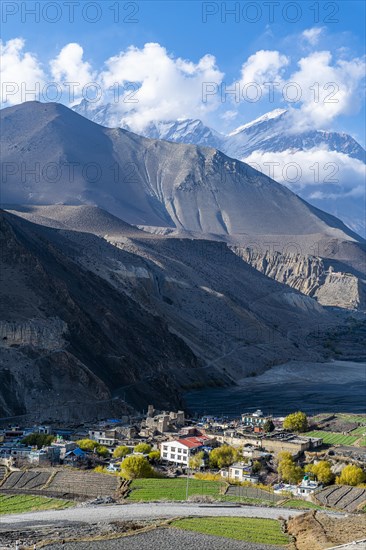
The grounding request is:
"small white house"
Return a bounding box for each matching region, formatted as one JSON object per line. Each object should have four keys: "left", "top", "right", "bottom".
{"left": 296, "top": 475, "right": 321, "bottom": 497}
{"left": 220, "top": 463, "right": 259, "bottom": 483}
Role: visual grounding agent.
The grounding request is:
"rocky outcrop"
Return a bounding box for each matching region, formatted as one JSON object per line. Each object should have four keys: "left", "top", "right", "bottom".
{"left": 0, "top": 318, "right": 67, "bottom": 349}
{"left": 232, "top": 247, "right": 365, "bottom": 311}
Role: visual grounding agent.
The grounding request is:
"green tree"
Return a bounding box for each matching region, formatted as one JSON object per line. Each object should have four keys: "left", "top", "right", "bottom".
{"left": 263, "top": 419, "right": 275, "bottom": 433}
{"left": 134, "top": 443, "right": 152, "bottom": 454}
{"left": 21, "top": 433, "right": 55, "bottom": 449}
{"left": 305, "top": 461, "right": 334, "bottom": 484}
{"left": 120, "top": 455, "right": 156, "bottom": 479}
{"left": 148, "top": 450, "right": 161, "bottom": 463}
{"left": 209, "top": 445, "right": 238, "bottom": 469}
{"left": 252, "top": 460, "right": 262, "bottom": 474}
{"left": 336, "top": 465, "right": 365, "bottom": 486}
{"left": 97, "top": 445, "right": 110, "bottom": 458}
{"left": 113, "top": 445, "right": 131, "bottom": 459}
{"left": 189, "top": 451, "right": 205, "bottom": 470}
{"left": 76, "top": 439, "right": 99, "bottom": 452}
{"left": 283, "top": 411, "right": 308, "bottom": 433}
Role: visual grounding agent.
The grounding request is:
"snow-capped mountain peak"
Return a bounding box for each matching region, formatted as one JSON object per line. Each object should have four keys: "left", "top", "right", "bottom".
{"left": 228, "top": 108, "right": 288, "bottom": 136}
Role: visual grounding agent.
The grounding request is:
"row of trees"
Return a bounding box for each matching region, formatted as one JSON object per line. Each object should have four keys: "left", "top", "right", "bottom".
{"left": 21, "top": 433, "right": 55, "bottom": 449}
{"left": 278, "top": 451, "right": 365, "bottom": 486}
{"left": 112, "top": 442, "right": 153, "bottom": 458}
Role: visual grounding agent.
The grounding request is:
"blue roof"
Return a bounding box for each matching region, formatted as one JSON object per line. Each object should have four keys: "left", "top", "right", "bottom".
{"left": 65, "top": 448, "right": 86, "bottom": 457}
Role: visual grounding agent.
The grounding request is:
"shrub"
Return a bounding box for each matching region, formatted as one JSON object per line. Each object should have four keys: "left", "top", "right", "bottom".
{"left": 21, "top": 433, "right": 55, "bottom": 449}
{"left": 148, "top": 450, "right": 161, "bottom": 462}
{"left": 189, "top": 451, "right": 205, "bottom": 470}
{"left": 194, "top": 472, "right": 222, "bottom": 481}
{"left": 305, "top": 461, "right": 334, "bottom": 484}
{"left": 120, "top": 455, "right": 156, "bottom": 479}
{"left": 76, "top": 439, "right": 99, "bottom": 452}
{"left": 133, "top": 443, "right": 152, "bottom": 454}
{"left": 113, "top": 445, "right": 131, "bottom": 459}
{"left": 209, "top": 445, "right": 239, "bottom": 469}
{"left": 97, "top": 445, "right": 110, "bottom": 458}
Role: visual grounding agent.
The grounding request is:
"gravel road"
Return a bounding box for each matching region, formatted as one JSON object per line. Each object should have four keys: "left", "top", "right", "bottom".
{"left": 0, "top": 502, "right": 308, "bottom": 528}
{"left": 44, "top": 527, "right": 286, "bottom": 550}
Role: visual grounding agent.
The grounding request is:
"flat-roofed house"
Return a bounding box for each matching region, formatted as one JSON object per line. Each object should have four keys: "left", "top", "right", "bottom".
{"left": 161, "top": 436, "right": 209, "bottom": 466}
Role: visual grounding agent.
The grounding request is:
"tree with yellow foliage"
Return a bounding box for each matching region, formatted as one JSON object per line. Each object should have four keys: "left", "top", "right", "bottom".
{"left": 336, "top": 465, "right": 365, "bottom": 486}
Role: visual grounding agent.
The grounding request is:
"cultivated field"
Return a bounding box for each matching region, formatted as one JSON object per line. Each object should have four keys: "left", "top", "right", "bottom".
{"left": 350, "top": 426, "right": 366, "bottom": 435}
{"left": 315, "top": 485, "right": 366, "bottom": 512}
{"left": 128, "top": 478, "right": 225, "bottom": 501}
{"left": 305, "top": 431, "right": 359, "bottom": 445}
{"left": 280, "top": 499, "right": 323, "bottom": 510}
{"left": 0, "top": 469, "right": 118, "bottom": 499}
{"left": 0, "top": 494, "right": 73, "bottom": 515}
{"left": 171, "top": 517, "right": 290, "bottom": 546}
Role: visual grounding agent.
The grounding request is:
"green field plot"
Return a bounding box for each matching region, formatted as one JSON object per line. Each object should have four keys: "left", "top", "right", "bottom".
{"left": 305, "top": 431, "right": 359, "bottom": 445}
{"left": 358, "top": 437, "right": 366, "bottom": 447}
{"left": 170, "top": 517, "right": 290, "bottom": 546}
{"left": 221, "top": 494, "right": 275, "bottom": 506}
{"left": 0, "top": 494, "right": 73, "bottom": 515}
{"left": 281, "top": 499, "right": 323, "bottom": 510}
{"left": 128, "top": 478, "right": 224, "bottom": 501}
{"left": 350, "top": 426, "right": 366, "bottom": 436}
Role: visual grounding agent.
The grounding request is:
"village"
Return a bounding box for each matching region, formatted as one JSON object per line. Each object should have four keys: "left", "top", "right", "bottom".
{"left": 0, "top": 406, "right": 365, "bottom": 517}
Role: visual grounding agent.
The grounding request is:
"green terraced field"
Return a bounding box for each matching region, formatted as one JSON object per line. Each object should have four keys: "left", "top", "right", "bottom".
{"left": 281, "top": 499, "right": 323, "bottom": 510}
{"left": 171, "top": 517, "right": 290, "bottom": 545}
{"left": 305, "top": 431, "right": 359, "bottom": 445}
{"left": 350, "top": 426, "right": 366, "bottom": 435}
{"left": 0, "top": 494, "right": 73, "bottom": 515}
{"left": 128, "top": 478, "right": 224, "bottom": 501}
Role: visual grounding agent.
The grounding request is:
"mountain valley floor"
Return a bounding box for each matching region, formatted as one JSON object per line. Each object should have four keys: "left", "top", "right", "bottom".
{"left": 185, "top": 360, "right": 366, "bottom": 416}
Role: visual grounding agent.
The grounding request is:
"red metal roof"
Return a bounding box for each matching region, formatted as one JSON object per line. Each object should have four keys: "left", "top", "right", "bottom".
{"left": 177, "top": 436, "right": 209, "bottom": 449}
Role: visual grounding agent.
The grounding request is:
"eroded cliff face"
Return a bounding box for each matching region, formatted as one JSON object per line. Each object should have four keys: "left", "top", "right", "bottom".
{"left": 0, "top": 318, "right": 67, "bottom": 349}
{"left": 232, "top": 248, "right": 365, "bottom": 311}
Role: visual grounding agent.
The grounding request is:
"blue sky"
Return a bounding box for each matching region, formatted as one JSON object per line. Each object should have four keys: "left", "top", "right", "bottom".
{"left": 1, "top": 0, "right": 365, "bottom": 142}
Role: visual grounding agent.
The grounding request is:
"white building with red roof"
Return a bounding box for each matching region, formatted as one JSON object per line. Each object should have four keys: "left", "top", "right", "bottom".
{"left": 161, "top": 436, "right": 209, "bottom": 466}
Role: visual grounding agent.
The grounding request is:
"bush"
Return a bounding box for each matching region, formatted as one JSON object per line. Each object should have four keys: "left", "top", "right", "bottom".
{"left": 148, "top": 450, "right": 160, "bottom": 462}
{"left": 283, "top": 411, "right": 308, "bottom": 433}
{"left": 113, "top": 445, "right": 131, "bottom": 459}
{"left": 305, "top": 461, "right": 334, "bottom": 484}
{"left": 336, "top": 465, "right": 365, "bottom": 486}
{"left": 263, "top": 420, "right": 275, "bottom": 433}
{"left": 209, "top": 445, "right": 239, "bottom": 469}
{"left": 76, "top": 439, "right": 99, "bottom": 452}
{"left": 252, "top": 461, "right": 261, "bottom": 474}
{"left": 133, "top": 443, "right": 152, "bottom": 454}
{"left": 194, "top": 472, "right": 222, "bottom": 481}
{"left": 120, "top": 455, "right": 156, "bottom": 479}
{"left": 189, "top": 451, "right": 205, "bottom": 470}
{"left": 97, "top": 445, "right": 110, "bottom": 458}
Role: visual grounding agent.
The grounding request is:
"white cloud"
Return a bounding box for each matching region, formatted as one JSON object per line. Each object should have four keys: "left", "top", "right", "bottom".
{"left": 1, "top": 38, "right": 364, "bottom": 138}
{"left": 0, "top": 38, "right": 45, "bottom": 105}
{"left": 239, "top": 50, "right": 289, "bottom": 85}
{"left": 244, "top": 148, "right": 366, "bottom": 198}
{"left": 302, "top": 27, "right": 324, "bottom": 46}
{"left": 50, "top": 43, "right": 96, "bottom": 102}
{"left": 99, "top": 43, "right": 224, "bottom": 132}
{"left": 286, "top": 51, "right": 366, "bottom": 131}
